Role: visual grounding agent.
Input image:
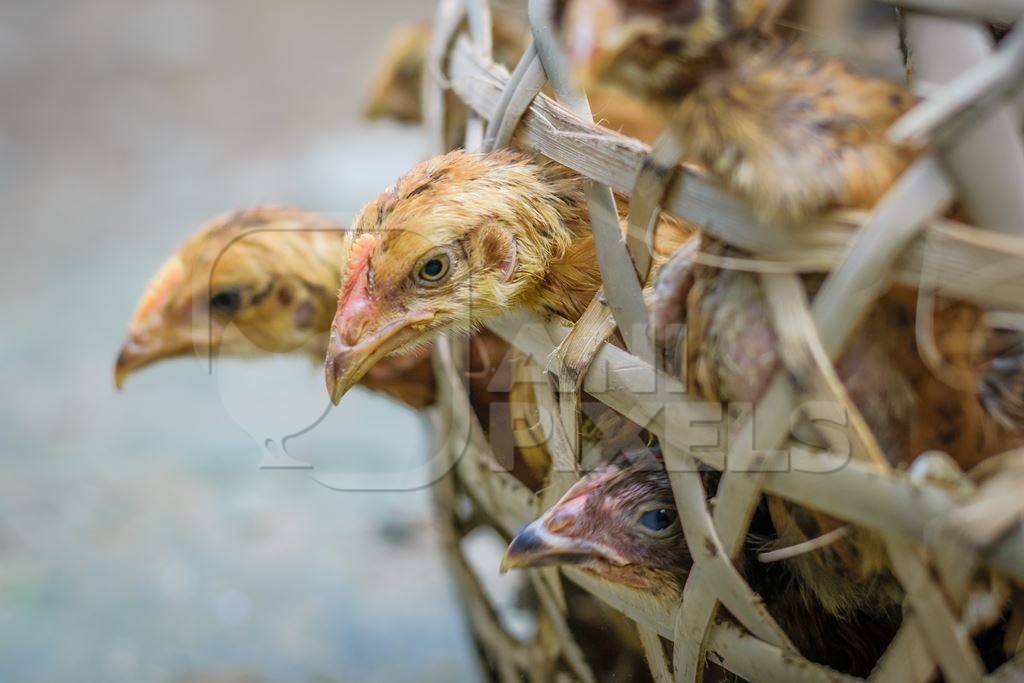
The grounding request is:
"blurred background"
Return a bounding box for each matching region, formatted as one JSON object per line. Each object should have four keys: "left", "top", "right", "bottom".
{"left": 0, "top": 1, "right": 500, "bottom": 681}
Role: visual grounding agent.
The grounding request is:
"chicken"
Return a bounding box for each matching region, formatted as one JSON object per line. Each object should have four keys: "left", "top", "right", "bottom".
{"left": 323, "top": 148, "right": 695, "bottom": 405}
{"left": 562, "top": 0, "right": 915, "bottom": 222}
{"left": 114, "top": 207, "right": 439, "bottom": 408}
{"left": 501, "top": 448, "right": 903, "bottom": 677}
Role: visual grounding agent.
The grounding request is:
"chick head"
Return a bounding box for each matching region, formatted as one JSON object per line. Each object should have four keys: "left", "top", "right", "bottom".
{"left": 502, "top": 449, "right": 689, "bottom": 597}
{"left": 325, "top": 149, "right": 577, "bottom": 404}
{"left": 115, "top": 207, "right": 342, "bottom": 387}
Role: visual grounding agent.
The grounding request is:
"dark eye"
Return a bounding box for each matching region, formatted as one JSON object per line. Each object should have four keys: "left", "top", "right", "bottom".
{"left": 417, "top": 254, "right": 451, "bottom": 284}
{"left": 639, "top": 508, "right": 677, "bottom": 533}
{"left": 210, "top": 290, "right": 243, "bottom": 315}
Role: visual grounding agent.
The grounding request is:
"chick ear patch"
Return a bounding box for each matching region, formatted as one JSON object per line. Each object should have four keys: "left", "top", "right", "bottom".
{"left": 475, "top": 226, "right": 518, "bottom": 282}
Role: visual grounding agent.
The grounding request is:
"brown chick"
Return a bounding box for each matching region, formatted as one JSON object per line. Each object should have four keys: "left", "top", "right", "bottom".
{"left": 114, "top": 207, "right": 438, "bottom": 409}
{"left": 563, "top": 0, "right": 916, "bottom": 222}
{"left": 323, "top": 148, "right": 695, "bottom": 405}
{"left": 501, "top": 448, "right": 904, "bottom": 677}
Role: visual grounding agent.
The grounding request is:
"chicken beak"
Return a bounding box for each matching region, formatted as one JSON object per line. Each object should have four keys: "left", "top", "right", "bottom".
{"left": 324, "top": 309, "right": 435, "bottom": 405}
{"left": 500, "top": 517, "right": 628, "bottom": 573}
{"left": 325, "top": 232, "right": 435, "bottom": 405}
{"left": 115, "top": 256, "right": 190, "bottom": 389}
{"left": 114, "top": 323, "right": 193, "bottom": 389}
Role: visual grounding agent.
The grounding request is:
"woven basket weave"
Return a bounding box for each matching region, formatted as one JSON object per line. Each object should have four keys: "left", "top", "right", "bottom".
{"left": 419, "top": 1, "right": 1024, "bottom": 680}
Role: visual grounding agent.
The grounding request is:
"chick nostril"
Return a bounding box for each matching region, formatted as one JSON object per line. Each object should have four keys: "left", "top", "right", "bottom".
{"left": 547, "top": 513, "right": 574, "bottom": 534}
{"left": 343, "top": 319, "right": 368, "bottom": 346}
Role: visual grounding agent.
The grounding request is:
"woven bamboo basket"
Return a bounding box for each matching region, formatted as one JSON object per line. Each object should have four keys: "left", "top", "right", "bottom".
{"left": 415, "top": 1, "right": 1024, "bottom": 681}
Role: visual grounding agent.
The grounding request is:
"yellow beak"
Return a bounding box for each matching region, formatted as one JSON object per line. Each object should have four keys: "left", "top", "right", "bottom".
{"left": 324, "top": 310, "right": 434, "bottom": 405}
{"left": 115, "top": 255, "right": 191, "bottom": 389}
{"left": 114, "top": 322, "right": 193, "bottom": 389}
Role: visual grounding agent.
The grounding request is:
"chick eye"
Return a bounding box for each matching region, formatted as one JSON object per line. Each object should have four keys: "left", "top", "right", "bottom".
{"left": 417, "top": 254, "right": 451, "bottom": 284}
{"left": 210, "top": 290, "right": 243, "bottom": 315}
{"left": 639, "top": 507, "right": 678, "bottom": 533}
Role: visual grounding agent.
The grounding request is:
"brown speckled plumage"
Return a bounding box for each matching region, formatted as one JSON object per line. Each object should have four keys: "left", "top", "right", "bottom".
{"left": 568, "top": 0, "right": 915, "bottom": 221}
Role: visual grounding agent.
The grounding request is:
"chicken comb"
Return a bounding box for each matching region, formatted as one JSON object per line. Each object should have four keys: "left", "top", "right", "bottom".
{"left": 134, "top": 256, "right": 184, "bottom": 322}
{"left": 346, "top": 232, "right": 377, "bottom": 275}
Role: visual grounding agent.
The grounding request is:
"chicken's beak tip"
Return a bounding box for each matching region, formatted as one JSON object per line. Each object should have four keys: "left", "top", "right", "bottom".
{"left": 500, "top": 544, "right": 529, "bottom": 573}
{"left": 325, "top": 356, "right": 358, "bottom": 405}
{"left": 114, "top": 345, "right": 134, "bottom": 391}
{"left": 502, "top": 524, "right": 551, "bottom": 572}
{"left": 324, "top": 309, "right": 435, "bottom": 403}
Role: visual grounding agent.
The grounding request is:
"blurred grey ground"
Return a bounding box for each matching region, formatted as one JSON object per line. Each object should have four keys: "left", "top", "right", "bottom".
{"left": 0, "top": 2, "right": 482, "bottom": 681}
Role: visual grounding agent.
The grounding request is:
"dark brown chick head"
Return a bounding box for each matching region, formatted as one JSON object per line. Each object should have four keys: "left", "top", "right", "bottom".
{"left": 501, "top": 451, "right": 689, "bottom": 597}
{"left": 563, "top": 0, "right": 771, "bottom": 103}
{"left": 115, "top": 207, "right": 342, "bottom": 388}
{"left": 325, "top": 149, "right": 580, "bottom": 404}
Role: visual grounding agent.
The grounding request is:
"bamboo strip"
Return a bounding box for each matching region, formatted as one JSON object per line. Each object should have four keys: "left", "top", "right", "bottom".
{"left": 550, "top": 297, "right": 617, "bottom": 461}
{"left": 530, "top": 572, "right": 598, "bottom": 683}
{"left": 884, "top": 537, "right": 987, "bottom": 682}
{"left": 482, "top": 43, "right": 545, "bottom": 152}
{"left": 625, "top": 130, "right": 689, "bottom": 296}
{"left": 637, "top": 624, "right": 673, "bottom": 683}
{"left": 905, "top": 16, "right": 1024, "bottom": 234}
{"left": 565, "top": 572, "right": 858, "bottom": 683}
{"left": 873, "top": 0, "right": 1024, "bottom": 24}
{"left": 891, "top": 26, "right": 1024, "bottom": 151}
{"left": 867, "top": 621, "right": 937, "bottom": 683}
{"left": 528, "top": 0, "right": 652, "bottom": 362}
{"left": 425, "top": 0, "right": 465, "bottom": 155}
